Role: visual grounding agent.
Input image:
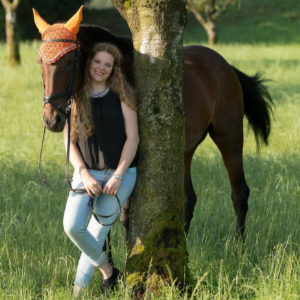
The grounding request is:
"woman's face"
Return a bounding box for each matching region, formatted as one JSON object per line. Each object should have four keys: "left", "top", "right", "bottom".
{"left": 89, "top": 51, "right": 114, "bottom": 84}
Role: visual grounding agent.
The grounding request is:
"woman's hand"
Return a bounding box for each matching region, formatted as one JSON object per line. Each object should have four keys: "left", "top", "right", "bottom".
{"left": 103, "top": 176, "right": 122, "bottom": 196}
{"left": 80, "top": 169, "right": 102, "bottom": 198}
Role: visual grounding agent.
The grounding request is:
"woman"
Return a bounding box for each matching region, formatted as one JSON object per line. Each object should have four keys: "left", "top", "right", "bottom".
{"left": 63, "top": 42, "right": 139, "bottom": 296}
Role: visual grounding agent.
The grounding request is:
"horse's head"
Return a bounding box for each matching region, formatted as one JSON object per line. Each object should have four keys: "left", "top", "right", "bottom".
{"left": 33, "top": 6, "right": 83, "bottom": 132}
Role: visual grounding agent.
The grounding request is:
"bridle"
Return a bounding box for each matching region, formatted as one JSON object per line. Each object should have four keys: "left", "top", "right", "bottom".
{"left": 39, "top": 38, "right": 81, "bottom": 191}
{"left": 40, "top": 38, "right": 82, "bottom": 116}
{"left": 38, "top": 39, "right": 121, "bottom": 227}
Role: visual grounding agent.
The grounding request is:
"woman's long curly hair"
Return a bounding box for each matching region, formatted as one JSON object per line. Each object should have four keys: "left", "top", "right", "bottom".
{"left": 71, "top": 42, "right": 138, "bottom": 141}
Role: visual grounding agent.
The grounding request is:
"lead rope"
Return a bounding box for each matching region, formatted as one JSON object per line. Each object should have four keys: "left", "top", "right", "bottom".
{"left": 38, "top": 125, "right": 68, "bottom": 192}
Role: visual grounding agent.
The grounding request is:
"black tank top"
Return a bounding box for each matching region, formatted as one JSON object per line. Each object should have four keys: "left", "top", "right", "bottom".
{"left": 76, "top": 90, "right": 138, "bottom": 170}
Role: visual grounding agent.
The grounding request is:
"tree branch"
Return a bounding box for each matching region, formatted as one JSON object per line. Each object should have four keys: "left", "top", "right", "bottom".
{"left": 11, "top": 0, "right": 20, "bottom": 10}
{"left": 1, "top": 0, "right": 10, "bottom": 10}
{"left": 1, "top": 0, "right": 20, "bottom": 10}
{"left": 204, "top": 1, "right": 213, "bottom": 23}
{"left": 211, "top": 0, "right": 234, "bottom": 20}
{"left": 186, "top": 0, "right": 207, "bottom": 27}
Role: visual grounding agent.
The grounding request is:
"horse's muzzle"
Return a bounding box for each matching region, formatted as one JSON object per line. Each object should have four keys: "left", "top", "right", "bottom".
{"left": 43, "top": 106, "right": 66, "bottom": 132}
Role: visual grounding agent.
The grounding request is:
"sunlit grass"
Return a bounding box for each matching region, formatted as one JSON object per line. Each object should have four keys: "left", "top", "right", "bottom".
{"left": 0, "top": 38, "right": 300, "bottom": 299}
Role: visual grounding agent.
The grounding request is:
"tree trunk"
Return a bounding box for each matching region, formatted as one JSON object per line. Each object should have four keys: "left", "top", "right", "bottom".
{"left": 205, "top": 21, "right": 217, "bottom": 45}
{"left": 1, "top": 0, "right": 20, "bottom": 66}
{"left": 111, "top": 0, "right": 188, "bottom": 297}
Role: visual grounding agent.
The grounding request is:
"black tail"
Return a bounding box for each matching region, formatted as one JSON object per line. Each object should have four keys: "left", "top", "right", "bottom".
{"left": 232, "top": 66, "right": 274, "bottom": 151}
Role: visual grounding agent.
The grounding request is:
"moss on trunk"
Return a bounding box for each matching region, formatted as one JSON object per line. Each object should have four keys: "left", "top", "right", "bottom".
{"left": 126, "top": 213, "right": 187, "bottom": 293}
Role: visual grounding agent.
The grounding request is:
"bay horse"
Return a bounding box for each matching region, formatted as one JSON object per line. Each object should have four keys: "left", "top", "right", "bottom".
{"left": 34, "top": 9, "right": 273, "bottom": 255}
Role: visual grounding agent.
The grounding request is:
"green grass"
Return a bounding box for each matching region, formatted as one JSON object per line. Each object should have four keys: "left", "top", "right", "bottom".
{"left": 1, "top": 0, "right": 300, "bottom": 298}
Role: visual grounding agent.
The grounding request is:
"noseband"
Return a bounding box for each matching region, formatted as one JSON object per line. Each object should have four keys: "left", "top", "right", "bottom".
{"left": 41, "top": 39, "right": 82, "bottom": 115}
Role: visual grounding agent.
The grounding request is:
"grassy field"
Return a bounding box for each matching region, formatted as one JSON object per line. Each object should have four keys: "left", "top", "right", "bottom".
{"left": 1, "top": 0, "right": 300, "bottom": 299}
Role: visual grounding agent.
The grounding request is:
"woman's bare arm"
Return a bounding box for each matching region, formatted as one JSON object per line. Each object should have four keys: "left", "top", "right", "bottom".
{"left": 63, "top": 122, "right": 102, "bottom": 197}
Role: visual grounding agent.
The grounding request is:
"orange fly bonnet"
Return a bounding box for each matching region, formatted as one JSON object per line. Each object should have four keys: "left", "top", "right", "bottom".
{"left": 33, "top": 6, "right": 83, "bottom": 64}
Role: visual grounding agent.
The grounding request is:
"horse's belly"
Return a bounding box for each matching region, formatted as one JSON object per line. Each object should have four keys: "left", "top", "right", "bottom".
{"left": 183, "top": 61, "right": 216, "bottom": 152}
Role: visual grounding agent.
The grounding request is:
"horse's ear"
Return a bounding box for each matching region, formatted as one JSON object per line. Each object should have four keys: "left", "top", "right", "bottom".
{"left": 32, "top": 9, "right": 50, "bottom": 34}
{"left": 64, "top": 5, "right": 84, "bottom": 35}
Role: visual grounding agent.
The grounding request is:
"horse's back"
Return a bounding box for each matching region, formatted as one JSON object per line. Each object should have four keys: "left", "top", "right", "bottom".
{"left": 183, "top": 45, "right": 243, "bottom": 151}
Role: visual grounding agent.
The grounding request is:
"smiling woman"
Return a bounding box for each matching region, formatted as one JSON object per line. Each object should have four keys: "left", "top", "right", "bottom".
{"left": 63, "top": 42, "right": 139, "bottom": 296}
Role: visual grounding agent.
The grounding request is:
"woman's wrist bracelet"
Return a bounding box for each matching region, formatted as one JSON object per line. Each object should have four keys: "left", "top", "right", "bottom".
{"left": 113, "top": 173, "right": 123, "bottom": 181}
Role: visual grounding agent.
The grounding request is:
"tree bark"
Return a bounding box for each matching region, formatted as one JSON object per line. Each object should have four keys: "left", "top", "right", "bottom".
{"left": 111, "top": 0, "right": 188, "bottom": 297}
{"left": 1, "top": 0, "right": 20, "bottom": 66}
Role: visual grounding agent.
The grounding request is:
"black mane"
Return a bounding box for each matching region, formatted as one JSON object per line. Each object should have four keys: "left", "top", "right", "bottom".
{"left": 77, "top": 24, "right": 134, "bottom": 84}
{"left": 77, "top": 24, "right": 133, "bottom": 59}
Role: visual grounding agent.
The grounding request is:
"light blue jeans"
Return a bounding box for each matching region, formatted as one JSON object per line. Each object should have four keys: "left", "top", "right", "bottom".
{"left": 63, "top": 167, "right": 136, "bottom": 288}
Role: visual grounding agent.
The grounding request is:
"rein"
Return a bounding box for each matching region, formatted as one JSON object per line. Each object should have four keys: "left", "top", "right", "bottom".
{"left": 38, "top": 39, "right": 120, "bottom": 226}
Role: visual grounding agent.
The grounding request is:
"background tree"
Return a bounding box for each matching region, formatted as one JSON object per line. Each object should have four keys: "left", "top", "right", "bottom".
{"left": 0, "top": 0, "right": 92, "bottom": 41}
{"left": 1, "top": 0, "right": 20, "bottom": 66}
{"left": 186, "top": 0, "right": 238, "bottom": 44}
{"left": 111, "top": 0, "right": 188, "bottom": 297}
